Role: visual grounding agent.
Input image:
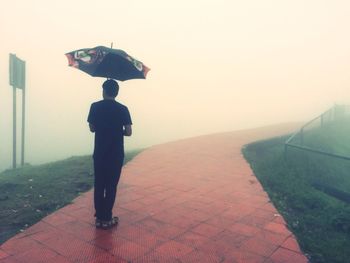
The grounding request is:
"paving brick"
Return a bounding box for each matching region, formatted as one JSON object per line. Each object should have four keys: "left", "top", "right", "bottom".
{"left": 212, "top": 230, "right": 248, "bottom": 248}
{"left": 0, "top": 256, "right": 19, "bottom": 263}
{"left": 240, "top": 237, "right": 279, "bottom": 258}
{"left": 57, "top": 220, "right": 107, "bottom": 242}
{"left": 264, "top": 222, "right": 291, "bottom": 236}
{"left": 1, "top": 237, "right": 40, "bottom": 255}
{"left": 116, "top": 210, "right": 149, "bottom": 224}
{"left": 65, "top": 207, "right": 95, "bottom": 224}
{"left": 228, "top": 222, "right": 261, "bottom": 237}
{"left": 225, "top": 248, "right": 267, "bottom": 263}
{"left": 174, "top": 231, "right": 210, "bottom": 249}
{"left": 138, "top": 202, "right": 174, "bottom": 215}
{"left": 154, "top": 240, "right": 193, "bottom": 259}
{"left": 273, "top": 215, "right": 287, "bottom": 225}
{"left": 42, "top": 212, "right": 76, "bottom": 226}
{"left": 260, "top": 203, "right": 278, "bottom": 213}
{"left": 191, "top": 223, "right": 224, "bottom": 238}
{"left": 44, "top": 254, "right": 72, "bottom": 263}
{"left": 44, "top": 234, "right": 107, "bottom": 262}
{"left": 136, "top": 217, "right": 185, "bottom": 239}
{"left": 11, "top": 246, "right": 58, "bottom": 263}
{"left": 110, "top": 240, "right": 150, "bottom": 261}
{"left": 59, "top": 203, "right": 81, "bottom": 214}
{"left": 254, "top": 229, "right": 289, "bottom": 246}
{"left": 86, "top": 253, "right": 126, "bottom": 263}
{"left": 137, "top": 196, "right": 162, "bottom": 206}
{"left": 180, "top": 250, "right": 223, "bottom": 263}
{"left": 28, "top": 228, "right": 62, "bottom": 242}
{"left": 145, "top": 185, "right": 170, "bottom": 193}
{"left": 239, "top": 214, "right": 272, "bottom": 228}
{"left": 90, "top": 234, "right": 130, "bottom": 251}
{"left": 115, "top": 224, "right": 167, "bottom": 250}
{"left": 251, "top": 209, "right": 278, "bottom": 220}
{"left": 168, "top": 215, "right": 201, "bottom": 229}
{"left": 204, "top": 215, "right": 235, "bottom": 228}
{"left": 0, "top": 125, "right": 308, "bottom": 263}
{"left": 118, "top": 200, "right": 145, "bottom": 211}
{"left": 269, "top": 247, "right": 308, "bottom": 263}
{"left": 281, "top": 236, "right": 302, "bottom": 253}
{"left": 0, "top": 250, "right": 9, "bottom": 260}
{"left": 196, "top": 239, "right": 233, "bottom": 259}
{"left": 133, "top": 250, "right": 176, "bottom": 263}
{"left": 17, "top": 221, "right": 51, "bottom": 236}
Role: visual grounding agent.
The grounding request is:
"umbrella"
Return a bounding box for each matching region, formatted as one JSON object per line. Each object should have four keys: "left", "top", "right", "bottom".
{"left": 65, "top": 46, "right": 150, "bottom": 81}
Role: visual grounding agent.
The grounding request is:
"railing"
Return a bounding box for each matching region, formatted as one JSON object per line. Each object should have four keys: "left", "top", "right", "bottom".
{"left": 284, "top": 104, "right": 350, "bottom": 160}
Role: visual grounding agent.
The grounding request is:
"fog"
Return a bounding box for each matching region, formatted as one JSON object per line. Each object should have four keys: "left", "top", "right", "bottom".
{"left": 1, "top": 0, "right": 350, "bottom": 171}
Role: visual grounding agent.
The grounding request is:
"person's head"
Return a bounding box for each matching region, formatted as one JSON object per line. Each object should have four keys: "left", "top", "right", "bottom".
{"left": 102, "top": 79, "right": 119, "bottom": 99}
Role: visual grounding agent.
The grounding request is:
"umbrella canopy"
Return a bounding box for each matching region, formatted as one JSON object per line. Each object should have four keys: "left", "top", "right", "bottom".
{"left": 65, "top": 46, "right": 150, "bottom": 81}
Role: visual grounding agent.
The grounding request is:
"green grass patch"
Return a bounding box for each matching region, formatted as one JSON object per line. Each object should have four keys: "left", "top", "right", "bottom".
{"left": 0, "top": 149, "right": 142, "bottom": 244}
{"left": 243, "top": 120, "right": 350, "bottom": 263}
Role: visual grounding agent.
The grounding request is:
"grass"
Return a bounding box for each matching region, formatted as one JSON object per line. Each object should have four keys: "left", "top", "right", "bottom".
{"left": 0, "top": 149, "right": 142, "bottom": 245}
{"left": 242, "top": 118, "right": 350, "bottom": 263}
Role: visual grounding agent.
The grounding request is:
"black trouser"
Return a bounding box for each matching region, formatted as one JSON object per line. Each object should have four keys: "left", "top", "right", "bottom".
{"left": 93, "top": 156, "right": 123, "bottom": 221}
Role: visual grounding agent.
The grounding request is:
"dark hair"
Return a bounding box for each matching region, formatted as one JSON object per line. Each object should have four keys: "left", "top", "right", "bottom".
{"left": 102, "top": 79, "right": 119, "bottom": 97}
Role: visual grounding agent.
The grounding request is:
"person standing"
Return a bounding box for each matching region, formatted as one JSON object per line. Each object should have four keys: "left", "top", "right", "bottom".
{"left": 87, "top": 79, "right": 132, "bottom": 229}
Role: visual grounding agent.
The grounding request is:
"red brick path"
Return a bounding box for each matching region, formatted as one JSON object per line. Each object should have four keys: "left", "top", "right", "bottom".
{"left": 0, "top": 124, "right": 309, "bottom": 263}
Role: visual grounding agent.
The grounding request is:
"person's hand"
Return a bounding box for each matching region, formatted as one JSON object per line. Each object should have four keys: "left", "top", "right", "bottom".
{"left": 123, "top": 125, "right": 132, "bottom": 136}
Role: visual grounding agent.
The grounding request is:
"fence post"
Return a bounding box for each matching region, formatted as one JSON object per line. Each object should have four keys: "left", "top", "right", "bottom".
{"left": 300, "top": 128, "right": 304, "bottom": 146}
{"left": 284, "top": 144, "right": 288, "bottom": 161}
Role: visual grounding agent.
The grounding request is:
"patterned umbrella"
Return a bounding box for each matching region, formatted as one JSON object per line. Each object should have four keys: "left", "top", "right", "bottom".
{"left": 65, "top": 46, "right": 150, "bottom": 81}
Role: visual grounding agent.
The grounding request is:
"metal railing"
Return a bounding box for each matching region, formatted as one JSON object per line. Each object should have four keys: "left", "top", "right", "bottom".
{"left": 284, "top": 104, "right": 350, "bottom": 160}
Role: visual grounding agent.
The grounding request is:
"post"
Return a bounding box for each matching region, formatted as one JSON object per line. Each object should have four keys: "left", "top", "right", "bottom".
{"left": 284, "top": 144, "right": 288, "bottom": 161}
{"left": 21, "top": 74, "right": 26, "bottom": 166}
{"left": 13, "top": 86, "right": 17, "bottom": 169}
{"left": 10, "top": 54, "right": 26, "bottom": 169}
{"left": 300, "top": 128, "right": 304, "bottom": 146}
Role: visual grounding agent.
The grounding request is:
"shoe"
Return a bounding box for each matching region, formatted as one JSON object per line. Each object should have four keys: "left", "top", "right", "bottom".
{"left": 96, "top": 216, "right": 119, "bottom": 230}
{"left": 95, "top": 218, "right": 102, "bottom": 228}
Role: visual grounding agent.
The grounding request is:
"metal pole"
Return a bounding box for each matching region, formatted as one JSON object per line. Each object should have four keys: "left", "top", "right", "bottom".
{"left": 286, "top": 143, "right": 350, "bottom": 161}
{"left": 13, "top": 86, "right": 16, "bottom": 169}
{"left": 300, "top": 128, "right": 304, "bottom": 146}
{"left": 21, "top": 83, "right": 25, "bottom": 166}
{"left": 284, "top": 144, "right": 288, "bottom": 161}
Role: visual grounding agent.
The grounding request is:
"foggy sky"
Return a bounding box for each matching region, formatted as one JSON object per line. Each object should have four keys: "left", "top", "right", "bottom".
{"left": 1, "top": 0, "right": 350, "bottom": 171}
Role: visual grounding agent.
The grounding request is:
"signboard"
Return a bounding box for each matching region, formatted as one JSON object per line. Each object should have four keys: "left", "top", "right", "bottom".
{"left": 9, "top": 53, "right": 26, "bottom": 89}
{"left": 9, "top": 53, "right": 27, "bottom": 169}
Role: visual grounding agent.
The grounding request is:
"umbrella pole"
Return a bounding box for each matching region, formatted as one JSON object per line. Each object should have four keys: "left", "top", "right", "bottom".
{"left": 107, "top": 42, "right": 114, "bottom": 80}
